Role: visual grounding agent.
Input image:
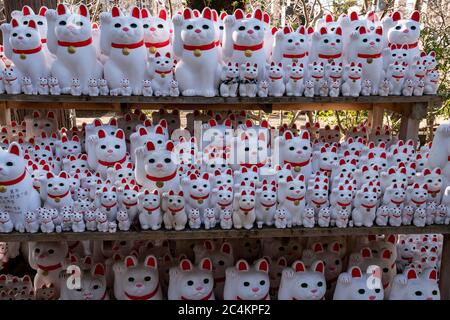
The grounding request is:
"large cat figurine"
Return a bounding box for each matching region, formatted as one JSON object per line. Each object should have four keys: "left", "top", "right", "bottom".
{"left": 45, "top": 4, "right": 102, "bottom": 94}
{"left": 223, "top": 8, "right": 268, "bottom": 81}
{"left": 141, "top": 8, "right": 173, "bottom": 58}
{"left": 100, "top": 6, "right": 147, "bottom": 95}
{"left": 1, "top": 18, "right": 50, "bottom": 93}
{"left": 272, "top": 26, "right": 312, "bottom": 71}
{"left": 310, "top": 26, "right": 344, "bottom": 66}
{"left": 172, "top": 7, "right": 220, "bottom": 96}
{"left": 60, "top": 263, "right": 108, "bottom": 300}
{"left": 0, "top": 143, "right": 40, "bottom": 231}
{"left": 382, "top": 10, "right": 421, "bottom": 65}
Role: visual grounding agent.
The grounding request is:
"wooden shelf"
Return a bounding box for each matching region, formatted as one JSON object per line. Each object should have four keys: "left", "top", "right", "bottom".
{"left": 0, "top": 94, "right": 443, "bottom": 112}
{"left": 0, "top": 225, "right": 448, "bottom": 242}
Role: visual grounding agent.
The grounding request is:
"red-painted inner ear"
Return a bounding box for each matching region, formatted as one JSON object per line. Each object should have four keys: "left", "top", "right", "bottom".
{"left": 351, "top": 267, "right": 362, "bottom": 278}
{"left": 181, "top": 259, "right": 192, "bottom": 271}
{"left": 125, "top": 257, "right": 136, "bottom": 268}
{"left": 237, "top": 260, "right": 248, "bottom": 271}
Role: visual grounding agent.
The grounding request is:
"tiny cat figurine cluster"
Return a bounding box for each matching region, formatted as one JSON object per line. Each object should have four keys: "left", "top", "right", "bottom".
{"left": 0, "top": 234, "right": 443, "bottom": 300}
{"left": 0, "top": 110, "right": 449, "bottom": 233}
{"left": 0, "top": 5, "right": 440, "bottom": 97}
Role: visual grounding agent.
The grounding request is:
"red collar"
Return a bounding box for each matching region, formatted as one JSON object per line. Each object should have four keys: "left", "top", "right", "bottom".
{"left": 155, "top": 69, "right": 172, "bottom": 75}
{"left": 430, "top": 79, "right": 439, "bottom": 83}
{"left": 415, "top": 74, "right": 425, "bottom": 79}
{"left": 337, "top": 201, "right": 351, "bottom": 207}
{"left": 233, "top": 42, "right": 264, "bottom": 52}
{"left": 311, "top": 75, "right": 323, "bottom": 79}
{"left": 239, "top": 206, "right": 254, "bottom": 213}
{"left": 0, "top": 219, "right": 10, "bottom": 224}
{"left": 349, "top": 76, "right": 361, "bottom": 81}
{"left": 357, "top": 52, "right": 382, "bottom": 59}
{"left": 412, "top": 199, "right": 426, "bottom": 205}
{"left": 312, "top": 199, "right": 327, "bottom": 206}
{"left": 362, "top": 203, "right": 376, "bottom": 209}
{"left": 389, "top": 41, "right": 418, "bottom": 49}
{"left": 183, "top": 41, "right": 216, "bottom": 51}
{"left": 190, "top": 193, "right": 209, "bottom": 201}
{"left": 240, "top": 163, "right": 265, "bottom": 168}
{"left": 290, "top": 76, "right": 303, "bottom": 80}
{"left": 98, "top": 155, "right": 127, "bottom": 167}
{"left": 287, "top": 196, "right": 305, "bottom": 202}
{"left": 448, "top": 156, "right": 450, "bottom": 162}
{"left": 244, "top": 76, "right": 256, "bottom": 81}
{"left": 392, "top": 75, "right": 404, "bottom": 79}
{"left": 181, "top": 290, "right": 213, "bottom": 300}
{"left": 102, "top": 202, "right": 117, "bottom": 209}
{"left": 125, "top": 284, "right": 160, "bottom": 300}
{"left": 112, "top": 39, "right": 144, "bottom": 49}
{"left": 144, "top": 205, "right": 160, "bottom": 212}
{"left": 283, "top": 159, "right": 310, "bottom": 167}
{"left": 123, "top": 201, "right": 137, "bottom": 207}
{"left": 261, "top": 202, "right": 276, "bottom": 208}
{"left": 145, "top": 39, "right": 170, "bottom": 49}
{"left": 146, "top": 170, "right": 177, "bottom": 182}
{"left": 329, "top": 75, "right": 341, "bottom": 80}
{"left": 48, "top": 189, "right": 70, "bottom": 200}
{"left": 391, "top": 199, "right": 404, "bottom": 205}
{"left": 37, "top": 262, "right": 62, "bottom": 272}
{"left": 13, "top": 45, "right": 42, "bottom": 55}
{"left": 318, "top": 52, "right": 342, "bottom": 60}
{"left": 237, "top": 292, "right": 269, "bottom": 300}
{"left": 0, "top": 169, "right": 27, "bottom": 186}
{"left": 283, "top": 52, "right": 307, "bottom": 59}
{"left": 218, "top": 201, "right": 233, "bottom": 207}
{"left": 58, "top": 37, "right": 93, "bottom": 48}
{"left": 269, "top": 76, "right": 283, "bottom": 80}
{"left": 169, "top": 206, "right": 184, "bottom": 214}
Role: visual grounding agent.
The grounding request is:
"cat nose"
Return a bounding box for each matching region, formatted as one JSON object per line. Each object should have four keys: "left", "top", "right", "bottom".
{"left": 195, "top": 29, "right": 201, "bottom": 33}
{"left": 369, "top": 295, "right": 376, "bottom": 300}
{"left": 369, "top": 41, "right": 375, "bottom": 46}
{"left": 252, "top": 287, "right": 259, "bottom": 292}
{"left": 295, "top": 42, "right": 300, "bottom": 45}
{"left": 156, "top": 163, "right": 163, "bottom": 168}
{"left": 150, "top": 27, "right": 156, "bottom": 31}
{"left": 135, "top": 283, "right": 143, "bottom": 288}
{"left": 247, "top": 30, "right": 254, "bottom": 34}
{"left": 107, "top": 149, "right": 113, "bottom": 153}
{"left": 402, "top": 29, "right": 409, "bottom": 33}
{"left": 196, "top": 287, "right": 203, "bottom": 291}
{"left": 331, "top": 42, "right": 336, "bottom": 46}
{"left": 311, "top": 289, "right": 318, "bottom": 293}
{"left": 123, "top": 27, "right": 129, "bottom": 32}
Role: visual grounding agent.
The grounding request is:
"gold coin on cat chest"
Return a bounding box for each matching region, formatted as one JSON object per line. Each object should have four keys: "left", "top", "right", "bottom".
{"left": 42, "top": 270, "right": 49, "bottom": 276}
{"left": 198, "top": 200, "right": 203, "bottom": 204}
{"left": 54, "top": 198, "right": 60, "bottom": 203}
{"left": 294, "top": 166, "right": 301, "bottom": 172}
{"left": 67, "top": 46, "right": 76, "bottom": 54}
{"left": 160, "top": 73, "right": 166, "bottom": 78}
{"left": 149, "top": 46, "right": 157, "bottom": 54}
{"left": 156, "top": 181, "right": 164, "bottom": 188}
{"left": 328, "top": 58, "right": 334, "bottom": 64}
{"left": 367, "top": 58, "right": 373, "bottom": 64}
{"left": 122, "top": 48, "right": 130, "bottom": 56}
{"left": 294, "top": 200, "right": 300, "bottom": 206}
{"left": 244, "top": 50, "right": 252, "bottom": 58}
{"left": 19, "top": 54, "right": 27, "bottom": 60}
{"left": 0, "top": 186, "right": 6, "bottom": 193}
{"left": 193, "top": 49, "right": 202, "bottom": 57}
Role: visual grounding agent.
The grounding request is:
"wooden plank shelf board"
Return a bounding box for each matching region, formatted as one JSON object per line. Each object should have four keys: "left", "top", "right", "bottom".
{"left": 0, "top": 94, "right": 443, "bottom": 112}
{"left": 0, "top": 225, "right": 448, "bottom": 242}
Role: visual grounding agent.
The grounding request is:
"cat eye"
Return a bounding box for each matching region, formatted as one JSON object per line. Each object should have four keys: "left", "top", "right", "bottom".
{"left": 187, "top": 25, "right": 194, "bottom": 30}
{"left": 358, "top": 289, "right": 365, "bottom": 294}
{"left": 148, "top": 158, "right": 155, "bottom": 163}
{"left": 395, "top": 25, "right": 401, "bottom": 30}
{"left": 302, "top": 146, "right": 308, "bottom": 150}
{"left": 48, "top": 249, "right": 54, "bottom": 254}
{"left": 12, "top": 33, "right": 18, "bottom": 37}
{"left": 289, "top": 146, "right": 294, "bottom": 151}
{"left": 34, "top": 248, "right": 40, "bottom": 254}
{"left": 243, "top": 281, "right": 250, "bottom": 287}
{"left": 300, "top": 283, "right": 308, "bottom": 288}
{"left": 48, "top": 183, "right": 53, "bottom": 187}
{"left": 415, "top": 291, "right": 422, "bottom": 296}
{"left": 93, "top": 285, "right": 99, "bottom": 290}
{"left": 334, "top": 260, "right": 340, "bottom": 265}
{"left": 254, "top": 26, "right": 260, "bottom": 30}
{"left": 187, "top": 280, "right": 194, "bottom": 286}
{"left": 202, "top": 25, "right": 209, "bottom": 29}
{"left": 324, "top": 39, "right": 329, "bottom": 43}
{"left": 317, "top": 281, "right": 323, "bottom": 287}
{"left": 23, "top": 21, "right": 29, "bottom": 25}
{"left": 100, "top": 145, "right": 106, "bottom": 149}
{"left": 203, "top": 278, "right": 209, "bottom": 284}
{"left": 130, "top": 23, "right": 137, "bottom": 28}
{"left": 218, "top": 260, "right": 224, "bottom": 266}
{"left": 238, "top": 26, "right": 245, "bottom": 31}
{"left": 164, "top": 158, "right": 171, "bottom": 163}
{"left": 114, "top": 23, "right": 121, "bottom": 28}
{"left": 75, "top": 21, "right": 83, "bottom": 26}
{"left": 410, "top": 26, "right": 416, "bottom": 30}
{"left": 114, "top": 144, "right": 121, "bottom": 149}
{"left": 76, "top": 288, "right": 82, "bottom": 292}
{"left": 219, "top": 26, "right": 224, "bottom": 30}
{"left": 26, "top": 33, "right": 32, "bottom": 38}
{"left": 144, "top": 276, "right": 151, "bottom": 281}
{"left": 143, "top": 24, "right": 149, "bottom": 28}
{"left": 376, "top": 38, "right": 380, "bottom": 42}
{"left": 128, "top": 277, "right": 135, "bottom": 282}
{"left": 336, "top": 39, "right": 341, "bottom": 43}
{"left": 432, "top": 290, "right": 438, "bottom": 295}
{"left": 383, "top": 267, "right": 389, "bottom": 273}
{"left": 259, "top": 280, "right": 265, "bottom": 285}
{"left": 375, "top": 288, "right": 381, "bottom": 293}
{"left": 59, "top": 21, "right": 67, "bottom": 26}
{"left": 363, "top": 39, "right": 368, "bottom": 43}
{"left": 37, "top": 21, "right": 43, "bottom": 26}
{"left": 6, "top": 162, "right": 13, "bottom": 166}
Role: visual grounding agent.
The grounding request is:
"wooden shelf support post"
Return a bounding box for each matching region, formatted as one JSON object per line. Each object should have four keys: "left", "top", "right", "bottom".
{"left": 0, "top": 101, "right": 12, "bottom": 126}
{"left": 398, "top": 102, "right": 427, "bottom": 142}
{"left": 440, "top": 234, "right": 450, "bottom": 300}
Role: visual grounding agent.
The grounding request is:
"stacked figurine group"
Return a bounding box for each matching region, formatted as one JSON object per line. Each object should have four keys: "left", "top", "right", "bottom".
{"left": 0, "top": 4, "right": 440, "bottom": 97}
{"left": 0, "top": 234, "right": 442, "bottom": 300}
{"left": 0, "top": 109, "right": 449, "bottom": 233}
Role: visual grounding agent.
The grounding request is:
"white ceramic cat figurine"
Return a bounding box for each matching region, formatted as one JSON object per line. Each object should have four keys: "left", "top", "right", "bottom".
{"left": 172, "top": 8, "right": 220, "bottom": 96}
{"left": 361, "top": 79, "right": 372, "bottom": 96}
{"left": 333, "top": 266, "right": 384, "bottom": 300}
{"left": 169, "top": 79, "right": 179, "bottom": 96}
{"left": 138, "top": 189, "right": 162, "bottom": 230}
{"left": 0, "top": 18, "right": 50, "bottom": 93}
{"left": 402, "top": 79, "right": 414, "bottom": 96}
{"left": 341, "top": 62, "right": 362, "bottom": 97}
{"left": 0, "top": 143, "right": 40, "bottom": 231}
{"left": 141, "top": 8, "right": 173, "bottom": 58}
{"left": 168, "top": 258, "right": 215, "bottom": 300}
{"left": 267, "top": 62, "right": 285, "bottom": 96}
{"left": 98, "top": 78, "right": 109, "bottom": 95}
{"left": 272, "top": 26, "right": 311, "bottom": 69}
{"left": 48, "top": 76, "right": 60, "bottom": 95}
{"left": 41, "top": 171, "right": 73, "bottom": 211}
{"left": 388, "top": 61, "right": 408, "bottom": 95}
{"left": 148, "top": 52, "right": 174, "bottom": 96}
{"left": 100, "top": 6, "right": 147, "bottom": 95}
{"left": 142, "top": 79, "right": 153, "bottom": 96}
{"left": 424, "top": 69, "right": 439, "bottom": 95}
{"left": 220, "top": 62, "right": 239, "bottom": 97}
{"left": 46, "top": 4, "right": 102, "bottom": 94}
{"left": 389, "top": 268, "right": 439, "bottom": 300}
{"left": 239, "top": 62, "right": 258, "bottom": 97}
{"left": 0, "top": 211, "right": 14, "bottom": 233}
{"left": 233, "top": 189, "right": 256, "bottom": 230}
{"left": 60, "top": 263, "right": 107, "bottom": 300}
{"left": 2, "top": 63, "right": 21, "bottom": 94}
{"left": 22, "top": 76, "right": 33, "bottom": 95}
{"left": 162, "top": 190, "right": 187, "bottom": 230}
{"left": 311, "top": 26, "right": 344, "bottom": 66}
{"left": 286, "top": 63, "right": 304, "bottom": 96}
{"left": 224, "top": 259, "right": 270, "bottom": 300}
{"left": 87, "top": 78, "right": 99, "bottom": 96}
{"left": 223, "top": 9, "right": 268, "bottom": 81}
{"left": 308, "top": 61, "right": 325, "bottom": 95}
{"left": 38, "top": 77, "right": 49, "bottom": 95}
{"left": 303, "top": 80, "right": 314, "bottom": 97}
{"left": 70, "top": 78, "right": 81, "bottom": 96}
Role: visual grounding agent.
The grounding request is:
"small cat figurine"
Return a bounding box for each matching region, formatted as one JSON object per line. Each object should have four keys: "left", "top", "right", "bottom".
{"left": 303, "top": 80, "right": 315, "bottom": 97}
{"left": 378, "top": 78, "right": 391, "bottom": 96}
{"left": 285, "top": 63, "right": 304, "bottom": 96}
{"left": 138, "top": 189, "right": 162, "bottom": 230}
{"left": 48, "top": 76, "right": 61, "bottom": 95}
{"left": 98, "top": 78, "right": 109, "bottom": 95}
{"left": 341, "top": 62, "right": 362, "bottom": 97}
{"left": 70, "top": 78, "right": 81, "bottom": 96}
{"left": 3, "top": 63, "right": 21, "bottom": 94}
{"left": 220, "top": 62, "right": 239, "bottom": 97}
{"left": 267, "top": 62, "right": 285, "bottom": 97}
{"left": 88, "top": 78, "right": 99, "bottom": 96}
{"left": 142, "top": 79, "right": 153, "bottom": 96}
{"left": 257, "top": 80, "right": 269, "bottom": 97}
{"left": 120, "top": 78, "right": 132, "bottom": 96}
{"left": 361, "top": 79, "right": 372, "bottom": 96}
{"left": 169, "top": 80, "right": 179, "bottom": 97}
{"left": 402, "top": 78, "right": 414, "bottom": 96}
{"left": 38, "top": 77, "right": 49, "bottom": 95}
{"left": 149, "top": 52, "right": 174, "bottom": 96}
{"left": 239, "top": 63, "right": 258, "bottom": 97}
{"left": 22, "top": 76, "right": 33, "bottom": 95}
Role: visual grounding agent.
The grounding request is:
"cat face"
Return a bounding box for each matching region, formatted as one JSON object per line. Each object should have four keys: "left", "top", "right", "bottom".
{"left": 53, "top": 4, "right": 92, "bottom": 43}
{"left": 391, "top": 268, "right": 439, "bottom": 300}
{"left": 0, "top": 143, "right": 26, "bottom": 182}
{"left": 113, "top": 162, "right": 134, "bottom": 181}
{"left": 268, "top": 62, "right": 283, "bottom": 77}
{"left": 26, "top": 111, "right": 58, "bottom": 137}
{"left": 334, "top": 266, "right": 384, "bottom": 300}
{"left": 258, "top": 183, "right": 277, "bottom": 205}
{"left": 30, "top": 241, "right": 67, "bottom": 268}
{"left": 346, "top": 62, "right": 363, "bottom": 77}
{"left": 141, "top": 9, "right": 171, "bottom": 43}
{"left": 280, "top": 130, "right": 312, "bottom": 163}
{"left": 58, "top": 134, "right": 81, "bottom": 157}
{"left": 121, "top": 255, "right": 159, "bottom": 299}
{"left": 153, "top": 52, "right": 174, "bottom": 72}
{"left": 63, "top": 154, "right": 88, "bottom": 174}
{"left": 212, "top": 168, "right": 233, "bottom": 189}
{"left": 142, "top": 140, "right": 177, "bottom": 176}
{"left": 389, "top": 61, "right": 408, "bottom": 76}
{"left": 280, "top": 260, "right": 326, "bottom": 300}
{"left": 9, "top": 19, "right": 41, "bottom": 51}
{"left": 106, "top": 6, "right": 143, "bottom": 45}
{"left": 241, "top": 63, "right": 258, "bottom": 78}
{"left": 354, "top": 26, "right": 383, "bottom": 54}
{"left": 387, "top": 11, "right": 420, "bottom": 45}
{"left": 309, "top": 61, "right": 324, "bottom": 76}
{"left": 97, "top": 186, "right": 117, "bottom": 206}
{"left": 88, "top": 78, "right": 97, "bottom": 86}
{"left": 20, "top": 6, "right": 48, "bottom": 40}
{"left": 119, "top": 183, "right": 139, "bottom": 205}
{"left": 138, "top": 189, "right": 159, "bottom": 208}
{"left": 223, "top": 62, "right": 240, "bottom": 77}
{"left": 167, "top": 190, "right": 185, "bottom": 210}
{"left": 64, "top": 264, "right": 106, "bottom": 300}
{"left": 179, "top": 8, "right": 215, "bottom": 45}
{"left": 45, "top": 171, "right": 70, "bottom": 196}
{"left": 278, "top": 26, "right": 310, "bottom": 54}
{"left": 420, "top": 51, "right": 436, "bottom": 71}
{"left": 226, "top": 259, "right": 269, "bottom": 300}
{"left": 231, "top": 9, "right": 265, "bottom": 46}
{"left": 314, "top": 27, "right": 343, "bottom": 55}
{"left": 170, "top": 258, "right": 214, "bottom": 300}
{"left": 95, "top": 129, "right": 126, "bottom": 163}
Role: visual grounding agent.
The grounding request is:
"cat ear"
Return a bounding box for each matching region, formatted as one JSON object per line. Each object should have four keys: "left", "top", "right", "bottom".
{"left": 8, "top": 142, "right": 21, "bottom": 156}
{"left": 320, "top": 27, "right": 327, "bottom": 35}
{"left": 166, "top": 141, "right": 174, "bottom": 152}
{"left": 255, "top": 259, "right": 269, "bottom": 273}
{"left": 28, "top": 20, "right": 37, "bottom": 29}
{"left": 145, "top": 255, "right": 157, "bottom": 269}
{"left": 350, "top": 266, "right": 362, "bottom": 278}
{"left": 202, "top": 7, "right": 212, "bottom": 20}
{"left": 93, "top": 263, "right": 105, "bottom": 276}
{"left": 407, "top": 269, "right": 417, "bottom": 280}
{"left": 97, "top": 129, "right": 106, "bottom": 139}
{"left": 180, "top": 259, "right": 193, "bottom": 271}
{"left": 234, "top": 9, "right": 244, "bottom": 20}
{"left": 325, "top": 14, "right": 333, "bottom": 23}
{"left": 57, "top": 3, "right": 67, "bottom": 16}
{"left": 125, "top": 256, "right": 137, "bottom": 268}
{"left": 78, "top": 4, "right": 89, "bottom": 18}
{"left": 141, "top": 8, "right": 150, "bottom": 19}
{"left": 375, "top": 26, "right": 383, "bottom": 36}
{"left": 159, "top": 9, "right": 168, "bottom": 20}
{"left": 391, "top": 11, "right": 401, "bottom": 22}
{"left": 313, "top": 260, "right": 325, "bottom": 274}
{"left": 358, "top": 26, "right": 367, "bottom": 35}
{"left": 350, "top": 11, "right": 358, "bottom": 21}
{"left": 59, "top": 171, "right": 68, "bottom": 179}
{"left": 11, "top": 19, "right": 19, "bottom": 28}
{"left": 200, "top": 258, "right": 213, "bottom": 271}
{"left": 221, "top": 242, "right": 232, "bottom": 255}
{"left": 335, "top": 27, "right": 342, "bottom": 36}
{"left": 293, "top": 261, "right": 306, "bottom": 272}
{"left": 115, "top": 129, "right": 124, "bottom": 140}
{"left": 146, "top": 141, "right": 155, "bottom": 151}
{"left": 410, "top": 10, "right": 420, "bottom": 22}
{"left": 130, "top": 6, "right": 140, "bottom": 19}
{"left": 183, "top": 8, "right": 192, "bottom": 20}
{"left": 253, "top": 8, "right": 263, "bottom": 21}
{"left": 237, "top": 259, "right": 249, "bottom": 271}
